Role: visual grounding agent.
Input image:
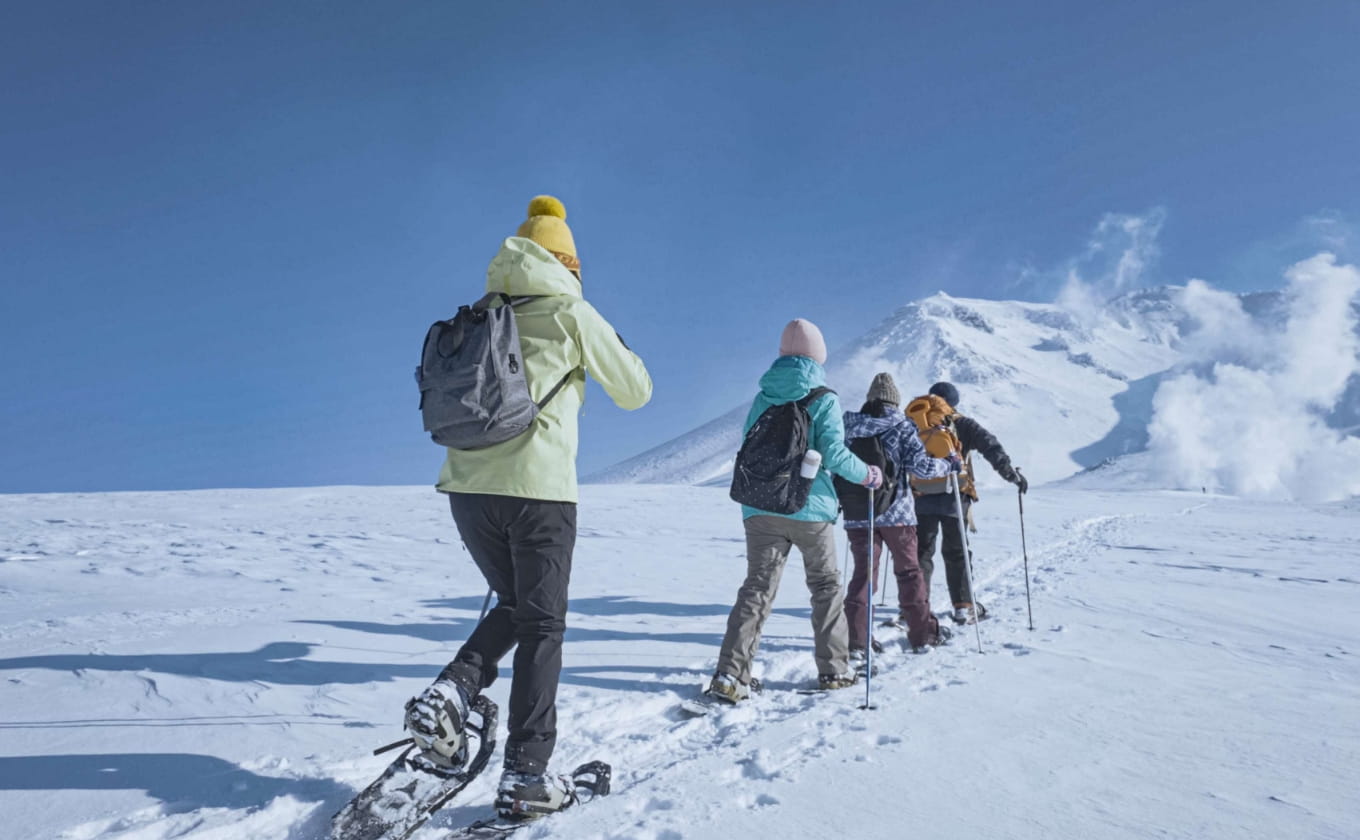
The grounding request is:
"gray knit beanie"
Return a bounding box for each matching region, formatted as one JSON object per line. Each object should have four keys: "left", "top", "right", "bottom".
{"left": 866, "top": 372, "right": 901, "bottom": 406}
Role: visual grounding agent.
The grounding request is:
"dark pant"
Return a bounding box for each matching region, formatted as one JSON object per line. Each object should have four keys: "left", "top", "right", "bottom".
{"left": 845, "top": 526, "right": 935, "bottom": 648}
{"left": 440, "top": 492, "right": 576, "bottom": 775}
{"left": 916, "top": 513, "right": 976, "bottom": 609}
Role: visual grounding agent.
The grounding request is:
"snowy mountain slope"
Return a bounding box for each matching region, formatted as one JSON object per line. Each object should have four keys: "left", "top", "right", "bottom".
{"left": 2, "top": 484, "right": 1357, "bottom": 840}
{"left": 590, "top": 288, "right": 1360, "bottom": 490}
{"left": 586, "top": 404, "right": 748, "bottom": 487}
{"left": 591, "top": 290, "right": 1186, "bottom": 487}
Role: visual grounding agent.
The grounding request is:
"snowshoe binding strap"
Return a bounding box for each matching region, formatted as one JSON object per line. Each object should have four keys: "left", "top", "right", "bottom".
{"left": 407, "top": 694, "right": 499, "bottom": 782}
{"left": 373, "top": 737, "right": 414, "bottom": 757}
{"left": 570, "top": 761, "right": 612, "bottom": 801}
{"left": 454, "top": 694, "right": 499, "bottom": 782}
{"left": 500, "top": 761, "right": 613, "bottom": 820}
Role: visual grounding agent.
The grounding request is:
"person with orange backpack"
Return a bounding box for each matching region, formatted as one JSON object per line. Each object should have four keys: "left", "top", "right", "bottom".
{"left": 907, "top": 381, "right": 1027, "bottom": 625}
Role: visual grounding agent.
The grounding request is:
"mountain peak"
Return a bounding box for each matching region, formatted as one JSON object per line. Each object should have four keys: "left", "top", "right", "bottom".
{"left": 591, "top": 283, "right": 1360, "bottom": 488}
{"left": 591, "top": 289, "right": 1187, "bottom": 486}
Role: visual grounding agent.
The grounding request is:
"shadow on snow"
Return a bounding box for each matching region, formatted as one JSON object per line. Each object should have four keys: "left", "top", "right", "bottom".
{"left": 0, "top": 752, "right": 348, "bottom": 810}
{"left": 0, "top": 642, "right": 429, "bottom": 685}
{"left": 0, "top": 598, "right": 816, "bottom": 688}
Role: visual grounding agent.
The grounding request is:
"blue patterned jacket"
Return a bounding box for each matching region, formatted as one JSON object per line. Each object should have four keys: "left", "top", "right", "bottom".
{"left": 841, "top": 410, "right": 950, "bottom": 529}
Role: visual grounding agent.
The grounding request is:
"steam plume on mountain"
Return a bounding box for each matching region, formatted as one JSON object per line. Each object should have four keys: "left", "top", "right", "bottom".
{"left": 1147, "top": 253, "right": 1360, "bottom": 501}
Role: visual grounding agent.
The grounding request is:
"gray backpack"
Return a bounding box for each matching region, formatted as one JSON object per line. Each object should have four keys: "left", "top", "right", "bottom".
{"left": 416, "top": 293, "right": 573, "bottom": 450}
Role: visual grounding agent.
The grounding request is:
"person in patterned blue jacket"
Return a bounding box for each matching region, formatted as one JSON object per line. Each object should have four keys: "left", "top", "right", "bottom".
{"left": 841, "top": 373, "right": 955, "bottom": 655}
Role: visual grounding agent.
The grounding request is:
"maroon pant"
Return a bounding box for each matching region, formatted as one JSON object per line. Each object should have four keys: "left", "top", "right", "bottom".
{"left": 845, "top": 525, "right": 935, "bottom": 649}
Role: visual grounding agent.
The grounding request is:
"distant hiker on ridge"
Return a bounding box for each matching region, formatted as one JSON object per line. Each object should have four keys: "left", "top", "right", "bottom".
{"left": 835, "top": 372, "right": 955, "bottom": 658}
{"left": 710, "top": 319, "right": 882, "bottom": 703}
{"left": 909, "top": 381, "right": 1027, "bottom": 625}
{"left": 406, "top": 196, "right": 652, "bottom": 821}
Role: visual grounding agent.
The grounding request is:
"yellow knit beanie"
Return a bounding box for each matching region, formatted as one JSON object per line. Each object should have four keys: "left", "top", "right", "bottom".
{"left": 515, "top": 195, "right": 579, "bottom": 271}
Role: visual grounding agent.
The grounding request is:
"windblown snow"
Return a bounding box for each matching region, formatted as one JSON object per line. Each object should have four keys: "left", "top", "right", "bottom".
{"left": 2, "top": 483, "right": 1357, "bottom": 839}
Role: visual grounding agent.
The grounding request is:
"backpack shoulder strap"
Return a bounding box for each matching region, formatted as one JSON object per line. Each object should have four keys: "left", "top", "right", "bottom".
{"left": 945, "top": 413, "right": 965, "bottom": 446}
{"left": 471, "top": 292, "right": 510, "bottom": 312}
{"left": 472, "top": 292, "right": 544, "bottom": 312}
{"left": 797, "top": 386, "right": 835, "bottom": 408}
{"left": 536, "top": 368, "right": 578, "bottom": 410}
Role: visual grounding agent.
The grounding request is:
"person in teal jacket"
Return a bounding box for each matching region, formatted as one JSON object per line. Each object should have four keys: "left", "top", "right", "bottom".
{"left": 708, "top": 319, "right": 883, "bottom": 702}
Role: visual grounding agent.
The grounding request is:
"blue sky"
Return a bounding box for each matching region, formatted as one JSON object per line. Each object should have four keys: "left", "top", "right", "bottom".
{"left": 3, "top": 1, "right": 1358, "bottom": 493}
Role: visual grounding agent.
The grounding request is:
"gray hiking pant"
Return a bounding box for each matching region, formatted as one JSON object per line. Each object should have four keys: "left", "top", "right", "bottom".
{"left": 716, "top": 516, "right": 851, "bottom": 682}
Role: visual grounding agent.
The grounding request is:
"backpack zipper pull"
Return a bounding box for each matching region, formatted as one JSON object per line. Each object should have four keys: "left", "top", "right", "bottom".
{"left": 509, "top": 354, "right": 519, "bottom": 373}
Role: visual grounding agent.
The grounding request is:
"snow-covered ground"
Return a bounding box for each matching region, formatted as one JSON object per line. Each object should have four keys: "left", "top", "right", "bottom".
{"left": 2, "top": 483, "right": 1357, "bottom": 839}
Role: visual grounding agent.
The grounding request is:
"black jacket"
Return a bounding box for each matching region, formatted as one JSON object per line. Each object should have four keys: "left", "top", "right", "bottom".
{"left": 915, "top": 415, "right": 1016, "bottom": 519}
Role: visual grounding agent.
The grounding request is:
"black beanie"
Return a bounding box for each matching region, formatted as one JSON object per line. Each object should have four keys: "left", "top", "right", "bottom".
{"left": 929, "top": 381, "right": 960, "bottom": 407}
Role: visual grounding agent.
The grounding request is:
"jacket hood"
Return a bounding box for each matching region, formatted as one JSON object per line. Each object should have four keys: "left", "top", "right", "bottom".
{"left": 485, "top": 237, "right": 583, "bottom": 298}
{"left": 758, "top": 355, "right": 827, "bottom": 402}
{"left": 844, "top": 410, "right": 910, "bottom": 439}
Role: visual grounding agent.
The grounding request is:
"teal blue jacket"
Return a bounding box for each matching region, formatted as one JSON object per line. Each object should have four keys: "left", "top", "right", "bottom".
{"left": 740, "top": 355, "right": 870, "bottom": 522}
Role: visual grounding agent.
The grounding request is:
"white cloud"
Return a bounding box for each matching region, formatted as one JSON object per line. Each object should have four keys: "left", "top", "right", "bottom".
{"left": 1056, "top": 208, "right": 1166, "bottom": 319}
{"left": 1146, "top": 253, "right": 1360, "bottom": 501}
{"left": 1299, "top": 212, "right": 1353, "bottom": 253}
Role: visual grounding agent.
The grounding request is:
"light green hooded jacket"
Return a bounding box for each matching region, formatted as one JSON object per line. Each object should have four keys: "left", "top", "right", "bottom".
{"left": 436, "top": 237, "right": 653, "bottom": 502}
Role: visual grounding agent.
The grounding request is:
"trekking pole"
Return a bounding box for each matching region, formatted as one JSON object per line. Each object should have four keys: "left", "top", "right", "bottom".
{"left": 478, "top": 587, "right": 494, "bottom": 623}
{"left": 950, "top": 473, "right": 984, "bottom": 654}
{"left": 1018, "top": 470, "right": 1034, "bottom": 631}
{"left": 861, "top": 486, "right": 877, "bottom": 711}
{"left": 877, "top": 540, "right": 889, "bottom": 608}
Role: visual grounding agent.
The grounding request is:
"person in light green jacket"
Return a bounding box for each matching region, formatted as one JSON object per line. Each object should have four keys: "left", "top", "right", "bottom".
{"left": 408, "top": 196, "right": 651, "bottom": 820}
{"left": 434, "top": 235, "right": 652, "bottom": 501}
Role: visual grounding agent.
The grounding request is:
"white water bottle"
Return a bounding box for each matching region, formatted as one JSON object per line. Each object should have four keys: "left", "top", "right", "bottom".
{"left": 800, "top": 449, "right": 823, "bottom": 479}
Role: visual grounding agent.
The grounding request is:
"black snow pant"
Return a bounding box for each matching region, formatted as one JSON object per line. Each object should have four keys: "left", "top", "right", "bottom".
{"left": 916, "top": 512, "right": 976, "bottom": 610}
{"left": 440, "top": 492, "right": 576, "bottom": 775}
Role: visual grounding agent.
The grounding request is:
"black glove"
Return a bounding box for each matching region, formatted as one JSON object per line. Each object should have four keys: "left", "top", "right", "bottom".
{"left": 1011, "top": 470, "right": 1028, "bottom": 494}
{"left": 946, "top": 453, "right": 963, "bottom": 473}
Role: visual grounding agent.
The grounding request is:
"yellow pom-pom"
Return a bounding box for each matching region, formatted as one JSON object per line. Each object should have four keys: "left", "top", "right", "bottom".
{"left": 526, "top": 195, "right": 567, "bottom": 220}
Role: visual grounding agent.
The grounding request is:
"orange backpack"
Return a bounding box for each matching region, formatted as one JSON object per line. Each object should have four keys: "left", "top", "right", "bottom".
{"left": 905, "top": 394, "right": 976, "bottom": 499}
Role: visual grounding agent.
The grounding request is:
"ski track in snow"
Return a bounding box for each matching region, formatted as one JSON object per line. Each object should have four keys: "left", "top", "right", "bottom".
{"left": 1, "top": 486, "right": 1357, "bottom": 840}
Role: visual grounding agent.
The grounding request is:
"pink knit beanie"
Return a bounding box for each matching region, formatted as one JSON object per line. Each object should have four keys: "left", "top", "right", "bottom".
{"left": 779, "top": 319, "right": 828, "bottom": 365}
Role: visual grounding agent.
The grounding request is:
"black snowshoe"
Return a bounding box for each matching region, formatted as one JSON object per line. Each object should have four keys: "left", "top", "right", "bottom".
{"left": 951, "top": 603, "right": 989, "bottom": 625}
{"left": 880, "top": 614, "right": 953, "bottom": 653}
{"left": 678, "top": 675, "right": 763, "bottom": 717}
{"left": 912, "top": 623, "right": 953, "bottom": 654}
{"left": 447, "top": 761, "right": 613, "bottom": 837}
{"left": 849, "top": 640, "right": 884, "bottom": 676}
{"left": 328, "top": 695, "right": 498, "bottom": 840}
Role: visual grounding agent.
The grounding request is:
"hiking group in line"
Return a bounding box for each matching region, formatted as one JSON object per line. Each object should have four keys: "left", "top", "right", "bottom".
{"left": 404, "top": 196, "right": 1027, "bottom": 822}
